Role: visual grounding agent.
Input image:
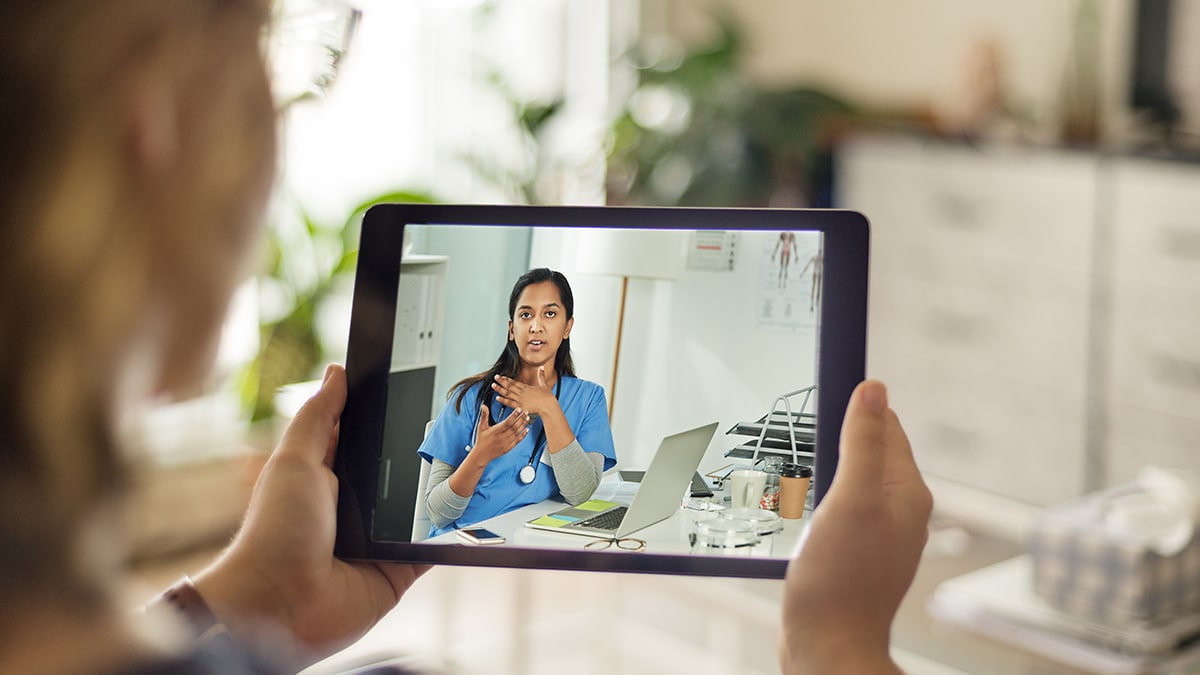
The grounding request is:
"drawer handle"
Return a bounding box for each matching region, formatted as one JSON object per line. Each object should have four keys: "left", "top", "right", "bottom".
{"left": 934, "top": 193, "right": 985, "bottom": 230}
{"left": 925, "top": 310, "right": 983, "bottom": 344}
{"left": 1158, "top": 226, "right": 1200, "bottom": 262}
{"left": 1150, "top": 353, "right": 1200, "bottom": 390}
{"left": 930, "top": 422, "right": 978, "bottom": 454}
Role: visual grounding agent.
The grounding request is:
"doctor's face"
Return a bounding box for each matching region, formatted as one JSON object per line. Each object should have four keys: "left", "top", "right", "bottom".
{"left": 509, "top": 281, "right": 573, "bottom": 371}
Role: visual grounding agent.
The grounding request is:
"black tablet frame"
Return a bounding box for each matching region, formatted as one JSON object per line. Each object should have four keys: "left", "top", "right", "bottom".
{"left": 333, "top": 204, "right": 869, "bottom": 579}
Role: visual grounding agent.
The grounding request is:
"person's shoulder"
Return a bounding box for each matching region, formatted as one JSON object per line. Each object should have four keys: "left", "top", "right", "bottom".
{"left": 562, "top": 374, "right": 601, "bottom": 392}
{"left": 562, "top": 375, "right": 607, "bottom": 403}
{"left": 445, "top": 378, "right": 486, "bottom": 410}
{"left": 452, "top": 378, "right": 486, "bottom": 397}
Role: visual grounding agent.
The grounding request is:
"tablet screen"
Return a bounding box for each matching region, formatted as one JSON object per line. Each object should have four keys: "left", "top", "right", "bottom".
{"left": 334, "top": 205, "right": 868, "bottom": 578}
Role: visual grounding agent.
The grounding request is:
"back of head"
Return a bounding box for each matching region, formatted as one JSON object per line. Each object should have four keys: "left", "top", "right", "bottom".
{"left": 0, "top": 0, "right": 274, "bottom": 614}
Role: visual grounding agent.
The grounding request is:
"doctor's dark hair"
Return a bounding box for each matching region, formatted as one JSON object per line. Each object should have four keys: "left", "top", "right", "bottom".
{"left": 450, "top": 268, "right": 577, "bottom": 414}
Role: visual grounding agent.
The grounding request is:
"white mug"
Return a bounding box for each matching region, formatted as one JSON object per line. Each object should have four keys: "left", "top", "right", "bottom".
{"left": 729, "top": 469, "right": 768, "bottom": 509}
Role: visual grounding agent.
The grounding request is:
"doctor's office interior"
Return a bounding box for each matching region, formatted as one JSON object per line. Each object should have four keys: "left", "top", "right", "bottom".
{"left": 125, "top": 0, "right": 1200, "bottom": 673}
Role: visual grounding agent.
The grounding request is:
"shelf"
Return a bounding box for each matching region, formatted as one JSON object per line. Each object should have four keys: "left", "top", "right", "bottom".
{"left": 724, "top": 386, "right": 817, "bottom": 463}
{"left": 724, "top": 445, "right": 815, "bottom": 462}
{"left": 725, "top": 412, "right": 816, "bottom": 442}
{"left": 725, "top": 434, "right": 814, "bottom": 452}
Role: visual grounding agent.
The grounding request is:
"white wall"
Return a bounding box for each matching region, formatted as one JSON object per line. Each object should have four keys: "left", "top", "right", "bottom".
{"left": 645, "top": 0, "right": 1135, "bottom": 139}
{"left": 532, "top": 228, "right": 818, "bottom": 471}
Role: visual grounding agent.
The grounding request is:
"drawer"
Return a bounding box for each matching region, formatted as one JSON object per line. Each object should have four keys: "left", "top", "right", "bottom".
{"left": 1104, "top": 405, "right": 1200, "bottom": 482}
{"left": 843, "top": 138, "right": 1095, "bottom": 299}
{"left": 908, "top": 151, "right": 1096, "bottom": 267}
{"left": 894, "top": 359, "right": 1088, "bottom": 506}
{"left": 872, "top": 239, "right": 1092, "bottom": 302}
{"left": 868, "top": 277, "right": 1091, "bottom": 392}
{"left": 1110, "top": 159, "right": 1200, "bottom": 296}
{"left": 1107, "top": 307, "right": 1200, "bottom": 419}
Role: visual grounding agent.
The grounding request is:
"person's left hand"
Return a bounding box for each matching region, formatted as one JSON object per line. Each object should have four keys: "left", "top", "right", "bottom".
{"left": 492, "top": 366, "right": 560, "bottom": 418}
{"left": 193, "top": 364, "right": 429, "bottom": 665}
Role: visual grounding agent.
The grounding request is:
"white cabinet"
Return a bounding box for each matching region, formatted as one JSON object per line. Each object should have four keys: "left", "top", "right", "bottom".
{"left": 375, "top": 255, "right": 448, "bottom": 542}
{"left": 1105, "top": 159, "right": 1200, "bottom": 480}
{"left": 840, "top": 136, "right": 1200, "bottom": 506}
{"left": 391, "top": 255, "right": 449, "bottom": 371}
{"left": 838, "top": 135, "right": 1098, "bottom": 505}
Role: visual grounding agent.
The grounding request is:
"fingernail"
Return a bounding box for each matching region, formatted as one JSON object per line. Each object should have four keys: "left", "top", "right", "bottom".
{"left": 322, "top": 364, "right": 336, "bottom": 384}
{"left": 862, "top": 381, "right": 887, "bottom": 414}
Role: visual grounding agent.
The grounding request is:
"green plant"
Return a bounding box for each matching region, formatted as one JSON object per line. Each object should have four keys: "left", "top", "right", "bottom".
{"left": 239, "top": 189, "right": 436, "bottom": 423}
{"left": 462, "top": 75, "right": 564, "bottom": 206}
{"left": 606, "top": 18, "right": 858, "bottom": 208}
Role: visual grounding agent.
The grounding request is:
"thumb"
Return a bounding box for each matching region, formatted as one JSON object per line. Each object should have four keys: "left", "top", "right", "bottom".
{"left": 476, "top": 403, "right": 491, "bottom": 433}
{"left": 834, "top": 380, "right": 890, "bottom": 489}
{"left": 537, "top": 365, "right": 547, "bottom": 387}
{"left": 277, "top": 364, "right": 347, "bottom": 467}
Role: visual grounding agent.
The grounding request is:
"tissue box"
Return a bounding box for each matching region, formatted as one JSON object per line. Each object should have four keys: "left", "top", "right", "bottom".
{"left": 1028, "top": 485, "right": 1200, "bottom": 625}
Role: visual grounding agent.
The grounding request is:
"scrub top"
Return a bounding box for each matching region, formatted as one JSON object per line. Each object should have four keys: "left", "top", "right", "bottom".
{"left": 418, "top": 375, "right": 616, "bottom": 538}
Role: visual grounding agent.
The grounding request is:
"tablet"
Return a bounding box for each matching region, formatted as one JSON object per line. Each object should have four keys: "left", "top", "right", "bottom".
{"left": 333, "top": 205, "right": 869, "bottom": 579}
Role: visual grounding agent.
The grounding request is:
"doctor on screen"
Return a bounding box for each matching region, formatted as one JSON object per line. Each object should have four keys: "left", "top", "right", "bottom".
{"left": 418, "top": 268, "right": 617, "bottom": 537}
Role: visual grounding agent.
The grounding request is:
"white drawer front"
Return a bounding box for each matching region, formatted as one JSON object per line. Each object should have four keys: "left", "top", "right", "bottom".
{"left": 842, "top": 137, "right": 1096, "bottom": 300}
{"left": 1104, "top": 404, "right": 1200, "bottom": 482}
{"left": 889, "top": 357, "right": 1088, "bottom": 506}
{"left": 1110, "top": 159, "right": 1200, "bottom": 298}
{"left": 869, "top": 276, "right": 1090, "bottom": 392}
{"left": 1107, "top": 304, "right": 1200, "bottom": 420}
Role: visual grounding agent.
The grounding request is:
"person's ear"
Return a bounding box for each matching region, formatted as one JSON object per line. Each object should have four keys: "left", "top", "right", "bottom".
{"left": 564, "top": 316, "right": 574, "bottom": 339}
{"left": 508, "top": 320, "right": 514, "bottom": 342}
{"left": 125, "top": 73, "right": 180, "bottom": 177}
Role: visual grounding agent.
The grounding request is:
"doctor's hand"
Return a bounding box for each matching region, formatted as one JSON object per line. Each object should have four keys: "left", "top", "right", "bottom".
{"left": 492, "top": 367, "right": 562, "bottom": 419}
{"left": 193, "top": 364, "right": 430, "bottom": 668}
{"left": 778, "top": 380, "right": 932, "bottom": 675}
{"left": 470, "top": 401, "right": 530, "bottom": 462}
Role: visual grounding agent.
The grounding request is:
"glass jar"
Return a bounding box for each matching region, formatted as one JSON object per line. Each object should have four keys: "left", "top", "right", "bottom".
{"left": 722, "top": 507, "right": 784, "bottom": 539}
{"left": 759, "top": 456, "right": 783, "bottom": 512}
{"left": 690, "top": 518, "right": 763, "bottom": 556}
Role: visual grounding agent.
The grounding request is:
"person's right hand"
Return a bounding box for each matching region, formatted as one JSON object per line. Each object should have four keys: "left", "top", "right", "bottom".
{"left": 470, "top": 402, "right": 529, "bottom": 462}
{"left": 778, "top": 380, "right": 933, "bottom": 675}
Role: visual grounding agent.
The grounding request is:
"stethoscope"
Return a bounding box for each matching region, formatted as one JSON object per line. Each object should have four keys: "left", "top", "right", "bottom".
{"left": 469, "top": 372, "right": 562, "bottom": 485}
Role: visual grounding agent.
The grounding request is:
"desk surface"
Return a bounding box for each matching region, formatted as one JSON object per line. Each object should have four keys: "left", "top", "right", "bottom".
{"left": 425, "top": 476, "right": 809, "bottom": 560}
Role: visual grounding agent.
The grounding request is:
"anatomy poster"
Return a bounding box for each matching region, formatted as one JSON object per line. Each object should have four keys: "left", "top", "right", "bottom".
{"left": 757, "top": 231, "right": 821, "bottom": 334}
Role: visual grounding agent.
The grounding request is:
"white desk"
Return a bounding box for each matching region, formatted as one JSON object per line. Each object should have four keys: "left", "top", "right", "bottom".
{"left": 424, "top": 477, "right": 809, "bottom": 559}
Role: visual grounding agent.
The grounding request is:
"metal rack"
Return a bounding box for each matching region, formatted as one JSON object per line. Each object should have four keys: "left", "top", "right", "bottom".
{"left": 723, "top": 386, "right": 816, "bottom": 465}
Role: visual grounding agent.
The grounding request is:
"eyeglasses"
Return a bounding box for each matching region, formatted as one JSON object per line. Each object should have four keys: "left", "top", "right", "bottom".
{"left": 267, "top": 0, "right": 362, "bottom": 109}
{"left": 583, "top": 537, "right": 647, "bottom": 552}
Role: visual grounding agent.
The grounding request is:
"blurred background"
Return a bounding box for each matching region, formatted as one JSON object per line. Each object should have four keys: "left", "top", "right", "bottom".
{"left": 124, "top": 1, "right": 1200, "bottom": 673}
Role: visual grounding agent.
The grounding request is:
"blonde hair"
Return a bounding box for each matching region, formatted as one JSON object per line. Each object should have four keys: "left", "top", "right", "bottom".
{"left": 0, "top": 0, "right": 275, "bottom": 609}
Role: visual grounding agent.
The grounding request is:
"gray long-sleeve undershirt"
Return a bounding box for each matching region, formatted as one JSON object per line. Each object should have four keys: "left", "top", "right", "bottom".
{"left": 425, "top": 439, "right": 604, "bottom": 530}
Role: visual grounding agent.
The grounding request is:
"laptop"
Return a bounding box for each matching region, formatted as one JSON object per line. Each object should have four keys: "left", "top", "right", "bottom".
{"left": 524, "top": 422, "right": 719, "bottom": 538}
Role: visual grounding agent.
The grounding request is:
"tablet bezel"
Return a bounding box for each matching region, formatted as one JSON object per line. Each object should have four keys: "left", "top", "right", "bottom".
{"left": 333, "top": 204, "right": 869, "bottom": 578}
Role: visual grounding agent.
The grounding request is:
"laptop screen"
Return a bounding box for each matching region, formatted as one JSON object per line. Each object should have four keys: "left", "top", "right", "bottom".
{"left": 335, "top": 205, "right": 867, "bottom": 577}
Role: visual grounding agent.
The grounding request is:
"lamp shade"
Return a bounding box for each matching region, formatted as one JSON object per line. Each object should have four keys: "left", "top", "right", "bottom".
{"left": 569, "top": 228, "right": 685, "bottom": 280}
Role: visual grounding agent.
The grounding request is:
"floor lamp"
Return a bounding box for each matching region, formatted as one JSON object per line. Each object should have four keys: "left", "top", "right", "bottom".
{"left": 570, "top": 229, "right": 684, "bottom": 420}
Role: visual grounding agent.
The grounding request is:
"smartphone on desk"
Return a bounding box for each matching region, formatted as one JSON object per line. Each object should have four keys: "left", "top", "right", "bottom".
{"left": 456, "top": 527, "right": 506, "bottom": 545}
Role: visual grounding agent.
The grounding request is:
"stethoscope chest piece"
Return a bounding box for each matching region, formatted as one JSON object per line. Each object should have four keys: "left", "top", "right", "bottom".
{"left": 519, "top": 464, "right": 537, "bottom": 484}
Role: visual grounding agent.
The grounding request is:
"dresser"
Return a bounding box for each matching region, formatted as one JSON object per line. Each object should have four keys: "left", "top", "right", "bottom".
{"left": 837, "top": 134, "right": 1200, "bottom": 506}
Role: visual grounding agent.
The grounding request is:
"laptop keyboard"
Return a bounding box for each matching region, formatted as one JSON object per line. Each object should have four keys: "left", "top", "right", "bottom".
{"left": 570, "top": 506, "right": 628, "bottom": 531}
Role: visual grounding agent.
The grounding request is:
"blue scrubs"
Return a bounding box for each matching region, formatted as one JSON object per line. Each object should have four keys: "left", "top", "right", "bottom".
{"left": 418, "top": 375, "right": 616, "bottom": 537}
